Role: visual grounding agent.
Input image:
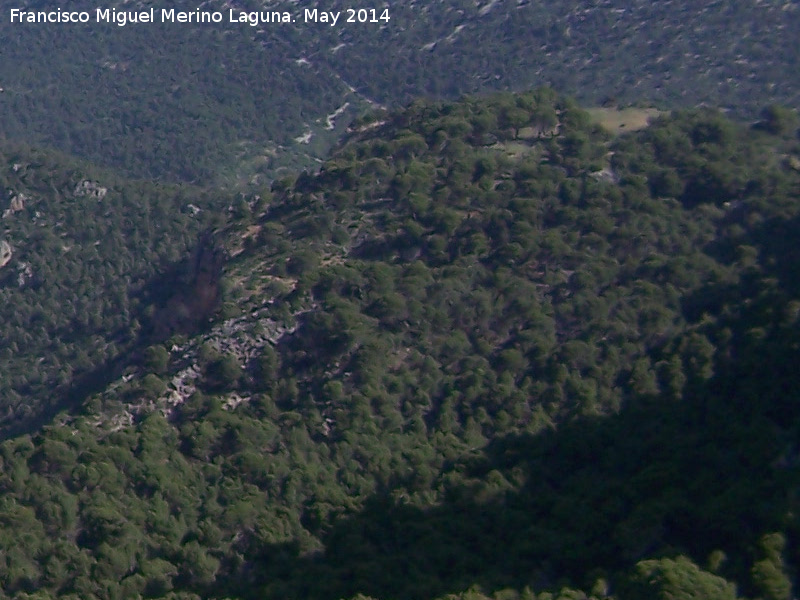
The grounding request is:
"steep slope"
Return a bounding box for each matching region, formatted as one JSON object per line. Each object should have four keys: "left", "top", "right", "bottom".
{"left": 0, "top": 91, "right": 800, "bottom": 599}
{"left": 0, "top": 143, "right": 235, "bottom": 433}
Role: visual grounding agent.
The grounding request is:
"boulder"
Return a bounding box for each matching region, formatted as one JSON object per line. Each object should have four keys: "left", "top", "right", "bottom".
{"left": 2, "top": 193, "right": 27, "bottom": 219}
{"left": 0, "top": 240, "right": 12, "bottom": 269}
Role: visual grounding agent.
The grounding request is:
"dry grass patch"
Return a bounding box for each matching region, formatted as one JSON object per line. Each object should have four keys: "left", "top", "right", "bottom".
{"left": 586, "top": 107, "right": 664, "bottom": 135}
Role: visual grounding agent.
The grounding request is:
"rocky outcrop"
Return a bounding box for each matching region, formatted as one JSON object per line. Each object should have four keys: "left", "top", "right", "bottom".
{"left": 74, "top": 180, "right": 108, "bottom": 200}
{"left": 0, "top": 240, "right": 12, "bottom": 269}
{"left": 16, "top": 262, "right": 32, "bottom": 287}
{"left": 96, "top": 301, "right": 298, "bottom": 428}
{"left": 2, "top": 192, "right": 27, "bottom": 219}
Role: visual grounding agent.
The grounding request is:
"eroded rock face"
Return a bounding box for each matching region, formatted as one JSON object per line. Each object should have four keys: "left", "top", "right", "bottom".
{"left": 150, "top": 232, "right": 227, "bottom": 337}
{"left": 0, "top": 240, "right": 12, "bottom": 269}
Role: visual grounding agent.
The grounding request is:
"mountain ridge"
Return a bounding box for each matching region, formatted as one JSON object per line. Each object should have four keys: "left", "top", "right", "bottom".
{"left": 0, "top": 0, "right": 797, "bottom": 184}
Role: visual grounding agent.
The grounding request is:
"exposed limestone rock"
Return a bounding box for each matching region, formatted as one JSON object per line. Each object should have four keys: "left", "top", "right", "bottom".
{"left": 592, "top": 167, "right": 620, "bottom": 184}
{"left": 10, "top": 194, "right": 25, "bottom": 212}
{"left": 2, "top": 192, "right": 27, "bottom": 219}
{"left": 74, "top": 180, "right": 108, "bottom": 200}
{"left": 0, "top": 240, "right": 12, "bottom": 269}
{"left": 16, "top": 262, "right": 33, "bottom": 287}
{"left": 93, "top": 300, "right": 299, "bottom": 429}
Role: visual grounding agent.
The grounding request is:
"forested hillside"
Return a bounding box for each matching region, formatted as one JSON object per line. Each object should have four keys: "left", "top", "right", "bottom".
{"left": 0, "top": 0, "right": 797, "bottom": 183}
{"left": 297, "top": 0, "right": 800, "bottom": 114}
{"left": 0, "top": 144, "right": 232, "bottom": 432}
{"left": 0, "top": 90, "right": 798, "bottom": 600}
{"left": 0, "top": 6, "right": 360, "bottom": 184}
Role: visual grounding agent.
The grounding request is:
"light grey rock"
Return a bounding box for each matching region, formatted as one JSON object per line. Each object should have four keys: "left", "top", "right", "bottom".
{"left": 74, "top": 180, "right": 108, "bottom": 200}
{"left": 0, "top": 240, "right": 12, "bottom": 269}
{"left": 2, "top": 192, "right": 27, "bottom": 219}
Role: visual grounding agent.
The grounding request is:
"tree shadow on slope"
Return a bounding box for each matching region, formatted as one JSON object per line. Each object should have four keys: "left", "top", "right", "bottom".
{"left": 134, "top": 229, "right": 227, "bottom": 340}
{"left": 0, "top": 232, "right": 227, "bottom": 440}
{"left": 220, "top": 304, "right": 800, "bottom": 600}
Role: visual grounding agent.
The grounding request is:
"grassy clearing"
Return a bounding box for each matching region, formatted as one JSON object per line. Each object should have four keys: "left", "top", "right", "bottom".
{"left": 586, "top": 107, "right": 665, "bottom": 135}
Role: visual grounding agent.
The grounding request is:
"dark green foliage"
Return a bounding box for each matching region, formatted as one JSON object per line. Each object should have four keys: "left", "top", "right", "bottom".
{"left": 752, "top": 534, "right": 792, "bottom": 600}
{"left": 143, "top": 345, "right": 170, "bottom": 375}
{"left": 203, "top": 354, "right": 243, "bottom": 392}
{"left": 0, "top": 6, "right": 356, "bottom": 184}
{"left": 625, "top": 557, "right": 738, "bottom": 600}
{"left": 0, "top": 145, "right": 232, "bottom": 431}
{"left": 0, "top": 91, "right": 799, "bottom": 600}
{"left": 140, "top": 374, "right": 167, "bottom": 400}
{"left": 757, "top": 106, "right": 799, "bottom": 137}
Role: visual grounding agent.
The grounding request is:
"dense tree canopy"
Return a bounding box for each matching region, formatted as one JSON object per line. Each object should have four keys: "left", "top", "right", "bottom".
{"left": 0, "top": 90, "right": 799, "bottom": 600}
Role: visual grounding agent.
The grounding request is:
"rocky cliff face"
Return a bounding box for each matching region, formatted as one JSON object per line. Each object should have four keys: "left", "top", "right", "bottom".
{"left": 149, "top": 232, "right": 228, "bottom": 337}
